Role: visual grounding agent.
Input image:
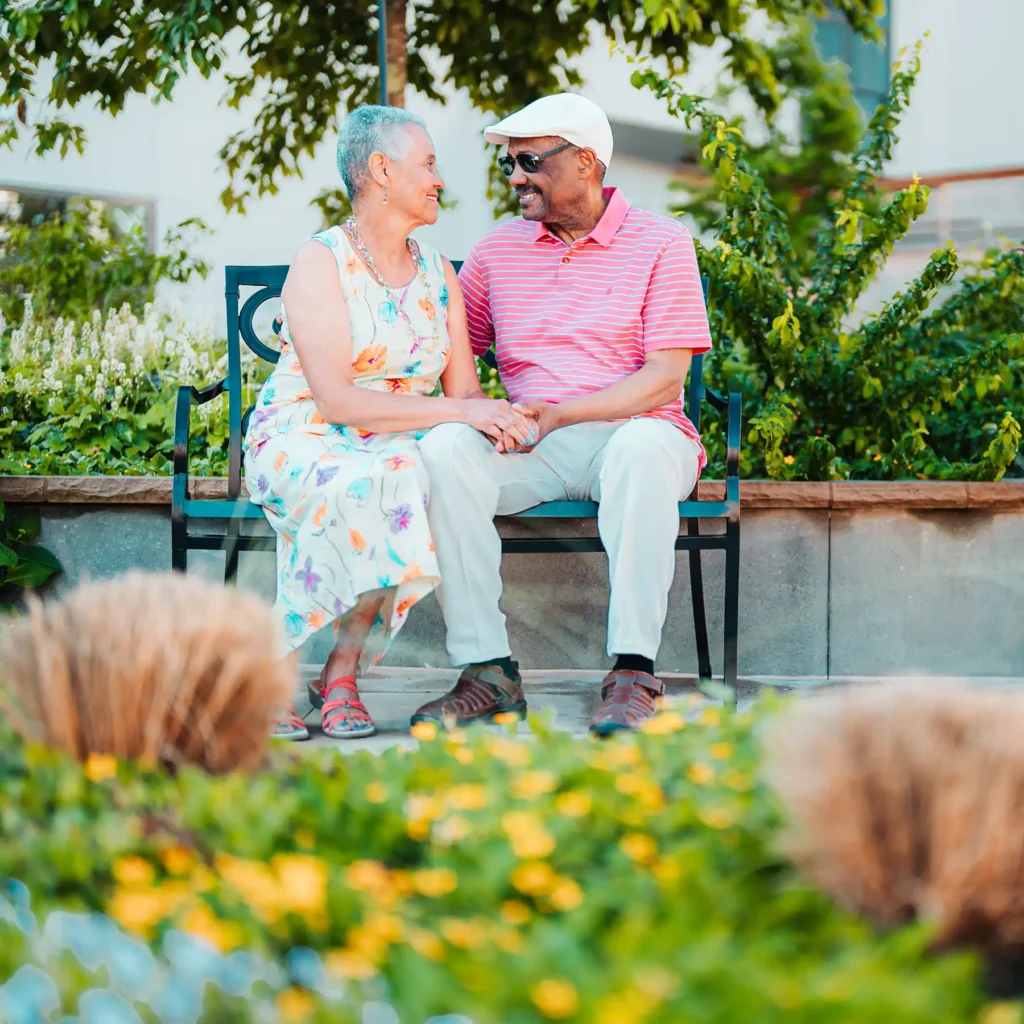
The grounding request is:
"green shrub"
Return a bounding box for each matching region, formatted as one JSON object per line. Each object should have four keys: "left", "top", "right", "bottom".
{"left": 634, "top": 43, "right": 1023, "bottom": 482}
{"left": 0, "top": 299, "right": 259, "bottom": 476}
{"left": 0, "top": 699, "right": 994, "bottom": 1022}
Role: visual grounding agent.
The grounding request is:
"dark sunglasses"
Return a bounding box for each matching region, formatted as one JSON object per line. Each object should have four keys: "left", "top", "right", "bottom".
{"left": 498, "top": 142, "right": 576, "bottom": 176}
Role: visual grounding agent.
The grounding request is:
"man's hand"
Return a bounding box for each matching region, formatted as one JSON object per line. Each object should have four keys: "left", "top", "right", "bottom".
{"left": 511, "top": 401, "right": 560, "bottom": 452}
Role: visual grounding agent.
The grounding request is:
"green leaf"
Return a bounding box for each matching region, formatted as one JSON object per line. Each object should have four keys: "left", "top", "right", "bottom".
{"left": 4, "top": 545, "right": 62, "bottom": 588}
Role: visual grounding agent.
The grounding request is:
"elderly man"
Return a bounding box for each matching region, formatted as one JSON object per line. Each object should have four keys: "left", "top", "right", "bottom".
{"left": 414, "top": 93, "right": 712, "bottom": 734}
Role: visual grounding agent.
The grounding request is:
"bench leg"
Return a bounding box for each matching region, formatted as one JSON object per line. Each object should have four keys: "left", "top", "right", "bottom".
{"left": 224, "top": 519, "right": 242, "bottom": 584}
{"left": 171, "top": 520, "right": 187, "bottom": 573}
{"left": 723, "top": 516, "right": 740, "bottom": 702}
{"left": 686, "top": 520, "right": 714, "bottom": 681}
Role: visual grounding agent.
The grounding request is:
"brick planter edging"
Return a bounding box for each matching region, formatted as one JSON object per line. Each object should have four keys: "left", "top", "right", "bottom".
{"left": 1, "top": 476, "right": 1023, "bottom": 510}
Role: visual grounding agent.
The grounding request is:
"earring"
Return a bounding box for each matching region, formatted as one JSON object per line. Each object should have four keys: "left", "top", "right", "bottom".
{"left": 382, "top": 187, "right": 388, "bottom": 206}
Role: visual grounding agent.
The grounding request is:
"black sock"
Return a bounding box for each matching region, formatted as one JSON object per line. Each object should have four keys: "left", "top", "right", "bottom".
{"left": 614, "top": 654, "right": 655, "bottom": 676}
{"left": 482, "top": 656, "right": 519, "bottom": 681}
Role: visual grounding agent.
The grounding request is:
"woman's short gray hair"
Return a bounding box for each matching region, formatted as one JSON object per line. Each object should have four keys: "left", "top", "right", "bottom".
{"left": 336, "top": 105, "right": 428, "bottom": 199}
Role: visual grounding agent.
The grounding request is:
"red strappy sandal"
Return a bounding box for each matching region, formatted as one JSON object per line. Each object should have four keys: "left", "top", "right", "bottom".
{"left": 307, "top": 672, "right": 376, "bottom": 739}
{"left": 270, "top": 702, "right": 310, "bottom": 742}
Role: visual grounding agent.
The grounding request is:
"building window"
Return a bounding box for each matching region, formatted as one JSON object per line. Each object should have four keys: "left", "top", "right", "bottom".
{"left": 815, "top": 3, "right": 892, "bottom": 118}
{"left": 0, "top": 185, "right": 154, "bottom": 247}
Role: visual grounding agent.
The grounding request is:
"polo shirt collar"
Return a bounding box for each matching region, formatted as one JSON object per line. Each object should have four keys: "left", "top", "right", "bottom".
{"left": 532, "top": 187, "right": 631, "bottom": 246}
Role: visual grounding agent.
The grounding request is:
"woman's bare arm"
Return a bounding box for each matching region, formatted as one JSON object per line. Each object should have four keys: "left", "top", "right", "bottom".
{"left": 439, "top": 258, "right": 488, "bottom": 400}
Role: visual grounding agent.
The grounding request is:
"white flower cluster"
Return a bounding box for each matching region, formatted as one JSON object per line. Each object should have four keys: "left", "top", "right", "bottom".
{"left": 1, "top": 297, "right": 254, "bottom": 423}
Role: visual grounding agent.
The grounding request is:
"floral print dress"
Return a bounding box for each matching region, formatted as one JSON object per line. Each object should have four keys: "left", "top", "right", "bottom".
{"left": 243, "top": 225, "right": 450, "bottom": 660}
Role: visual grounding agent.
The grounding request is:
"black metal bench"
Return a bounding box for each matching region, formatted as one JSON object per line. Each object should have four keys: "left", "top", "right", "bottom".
{"left": 172, "top": 265, "right": 742, "bottom": 686}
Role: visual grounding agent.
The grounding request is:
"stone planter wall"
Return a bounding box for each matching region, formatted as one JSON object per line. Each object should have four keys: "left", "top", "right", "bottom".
{"left": 3, "top": 476, "right": 1023, "bottom": 681}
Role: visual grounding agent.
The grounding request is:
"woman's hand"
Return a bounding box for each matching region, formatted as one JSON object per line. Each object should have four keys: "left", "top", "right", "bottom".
{"left": 461, "top": 398, "right": 538, "bottom": 453}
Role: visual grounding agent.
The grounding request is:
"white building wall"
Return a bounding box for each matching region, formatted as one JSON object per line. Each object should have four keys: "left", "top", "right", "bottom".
{"left": 1, "top": 0, "right": 1020, "bottom": 326}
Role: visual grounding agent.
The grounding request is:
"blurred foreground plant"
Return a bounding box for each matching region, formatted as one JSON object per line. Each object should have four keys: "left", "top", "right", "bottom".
{"left": 0, "top": 691, "right": 991, "bottom": 1023}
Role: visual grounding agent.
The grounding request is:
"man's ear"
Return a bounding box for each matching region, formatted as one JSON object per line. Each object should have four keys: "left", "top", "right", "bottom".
{"left": 367, "top": 150, "right": 390, "bottom": 188}
{"left": 578, "top": 147, "right": 599, "bottom": 177}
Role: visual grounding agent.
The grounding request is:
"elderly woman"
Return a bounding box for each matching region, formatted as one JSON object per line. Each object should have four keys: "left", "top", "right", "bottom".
{"left": 244, "top": 105, "right": 533, "bottom": 740}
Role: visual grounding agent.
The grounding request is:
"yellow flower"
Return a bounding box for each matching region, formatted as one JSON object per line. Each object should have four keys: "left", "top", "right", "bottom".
{"left": 492, "top": 711, "right": 520, "bottom": 726}
{"left": 324, "top": 948, "right": 377, "bottom": 981}
{"left": 346, "top": 859, "right": 390, "bottom": 893}
{"left": 273, "top": 854, "right": 328, "bottom": 914}
{"left": 501, "top": 899, "right": 531, "bottom": 925}
{"left": 556, "top": 791, "right": 592, "bottom": 817}
{"left": 453, "top": 747, "right": 474, "bottom": 765}
{"left": 412, "top": 867, "right": 458, "bottom": 897}
{"left": 783, "top": 454, "right": 795, "bottom": 465}
{"left": 709, "top": 742, "right": 734, "bottom": 760}
{"left": 447, "top": 783, "right": 488, "bottom": 811}
{"left": 486, "top": 737, "right": 532, "bottom": 766}
{"left": 407, "top": 819, "right": 431, "bottom": 841}
{"left": 108, "top": 888, "right": 170, "bottom": 936}
{"left": 407, "top": 926, "right": 446, "bottom": 961}
{"left": 510, "top": 770, "right": 557, "bottom": 800}
{"left": 497, "top": 929, "right": 528, "bottom": 950}
{"left": 406, "top": 793, "right": 444, "bottom": 821}
{"left": 687, "top": 762, "right": 714, "bottom": 785}
{"left": 620, "top": 832, "right": 658, "bottom": 864}
{"left": 83, "top": 753, "right": 117, "bottom": 782}
{"left": 502, "top": 811, "right": 556, "bottom": 859}
{"left": 722, "top": 769, "right": 753, "bottom": 791}
{"left": 364, "top": 780, "right": 389, "bottom": 803}
{"left": 362, "top": 911, "right": 404, "bottom": 944}
{"left": 216, "top": 856, "right": 284, "bottom": 923}
{"left": 511, "top": 860, "right": 557, "bottom": 896}
{"left": 700, "top": 806, "right": 736, "bottom": 829}
{"left": 411, "top": 720, "right": 438, "bottom": 741}
{"left": 439, "top": 916, "right": 488, "bottom": 950}
{"left": 550, "top": 877, "right": 584, "bottom": 912}
{"left": 494, "top": 925, "right": 525, "bottom": 954}
{"left": 531, "top": 978, "right": 579, "bottom": 1019}
{"left": 181, "top": 904, "right": 243, "bottom": 952}
{"left": 980, "top": 1004, "right": 1023, "bottom": 1024}
{"left": 652, "top": 857, "right": 682, "bottom": 886}
{"left": 435, "top": 815, "right": 471, "bottom": 845}
{"left": 595, "top": 993, "right": 646, "bottom": 1024}
{"left": 158, "top": 846, "right": 194, "bottom": 876}
{"left": 699, "top": 707, "right": 721, "bottom": 727}
{"left": 276, "top": 987, "right": 316, "bottom": 1022}
{"left": 615, "top": 775, "right": 664, "bottom": 811}
{"left": 636, "top": 966, "right": 679, "bottom": 1000}
{"left": 641, "top": 711, "right": 685, "bottom": 734}
{"left": 113, "top": 856, "right": 155, "bottom": 888}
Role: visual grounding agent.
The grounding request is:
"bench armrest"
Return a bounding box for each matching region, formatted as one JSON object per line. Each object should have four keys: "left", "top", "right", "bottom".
{"left": 172, "top": 380, "right": 227, "bottom": 517}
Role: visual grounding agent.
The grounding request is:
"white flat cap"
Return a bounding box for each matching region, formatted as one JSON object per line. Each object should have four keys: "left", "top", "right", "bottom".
{"left": 484, "top": 93, "right": 614, "bottom": 167}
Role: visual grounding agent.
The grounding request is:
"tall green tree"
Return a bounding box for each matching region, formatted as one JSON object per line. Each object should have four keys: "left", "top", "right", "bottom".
{"left": 0, "top": 0, "right": 882, "bottom": 216}
{"left": 632, "top": 41, "right": 1023, "bottom": 481}
{"left": 672, "top": 18, "right": 869, "bottom": 272}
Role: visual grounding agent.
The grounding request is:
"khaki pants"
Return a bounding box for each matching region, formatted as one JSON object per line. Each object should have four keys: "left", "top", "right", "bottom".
{"left": 418, "top": 418, "right": 701, "bottom": 665}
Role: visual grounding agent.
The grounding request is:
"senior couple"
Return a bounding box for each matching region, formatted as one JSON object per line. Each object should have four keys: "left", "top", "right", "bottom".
{"left": 243, "top": 93, "right": 713, "bottom": 741}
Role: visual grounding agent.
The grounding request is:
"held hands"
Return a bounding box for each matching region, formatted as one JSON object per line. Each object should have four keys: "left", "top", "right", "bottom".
{"left": 461, "top": 398, "right": 539, "bottom": 453}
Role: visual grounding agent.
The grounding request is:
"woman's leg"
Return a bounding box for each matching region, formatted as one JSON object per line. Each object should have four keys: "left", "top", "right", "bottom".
{"left": 324, "top": 588, "right": 387, "bottom": 681}
{"left": 317, "top": 589, "right": 387, "bottom": 739}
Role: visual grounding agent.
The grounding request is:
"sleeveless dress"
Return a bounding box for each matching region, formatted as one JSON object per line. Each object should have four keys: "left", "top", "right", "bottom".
{"left": 243, "top": 225, "right": 450, "bottom": 661}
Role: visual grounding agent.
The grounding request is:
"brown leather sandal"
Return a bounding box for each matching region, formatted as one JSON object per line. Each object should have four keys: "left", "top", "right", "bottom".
{"left": 589, "top": 670, "right": 664, "bottom": 736}
{"left": 410, "top": 663, "right": 527, "bottom": 728}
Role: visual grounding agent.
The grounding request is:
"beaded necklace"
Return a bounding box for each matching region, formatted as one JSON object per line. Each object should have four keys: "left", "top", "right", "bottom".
{"left": 344, "top": 217, "right": 438, "bottom": 353}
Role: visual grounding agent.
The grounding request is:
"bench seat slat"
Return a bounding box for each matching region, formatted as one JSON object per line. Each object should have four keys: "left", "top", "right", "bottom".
{"left": 182, "top": 498, "right": 734, "bottom": 520}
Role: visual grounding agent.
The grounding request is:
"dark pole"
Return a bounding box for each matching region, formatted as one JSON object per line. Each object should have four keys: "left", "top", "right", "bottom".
{"left": 378, "top": 1, "right": 388, "bottom": 106}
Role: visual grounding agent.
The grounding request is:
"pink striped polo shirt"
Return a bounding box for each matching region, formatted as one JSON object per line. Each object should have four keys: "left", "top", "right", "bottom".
{"left": 459, "top": 186, "right": 713, "bottom": 470}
